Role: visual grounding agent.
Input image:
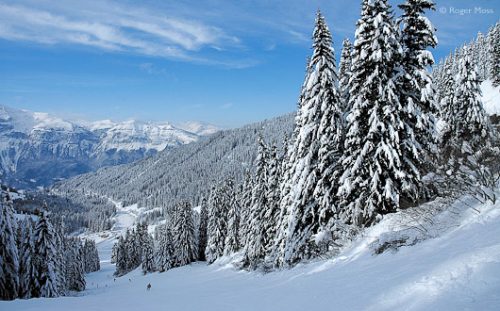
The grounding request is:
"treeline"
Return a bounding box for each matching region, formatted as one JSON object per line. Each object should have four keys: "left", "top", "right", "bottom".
{"left": 112, "top": 203, "right": 197, "bottom": 276}
{"left": 434, "top": 21, "right": 500, "bottom": 88}
{"left": 15, "top": 190, "right": 115, "bottom": 233}
{"left": 0, "top": 189, "right": 100, "bottom": 300}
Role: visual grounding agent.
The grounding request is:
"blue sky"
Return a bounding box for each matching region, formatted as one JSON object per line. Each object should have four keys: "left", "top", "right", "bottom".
{"left": 0, "top": 0, "right": 498, "bottom": 128}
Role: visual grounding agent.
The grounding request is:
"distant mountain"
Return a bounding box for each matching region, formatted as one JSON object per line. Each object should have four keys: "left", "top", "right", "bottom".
{"left": 0, "top": 105, "right": 219, "bottom": 188}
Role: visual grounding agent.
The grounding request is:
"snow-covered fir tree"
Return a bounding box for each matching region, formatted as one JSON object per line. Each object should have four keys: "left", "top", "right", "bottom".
{"left": 54, "top": 224, "right": 67, "bottom": 296}
{"left": 171, "top": 201, "right": 197, "bottom": 266}
{"left": 33, "top": 210, "right": 59, "bottom": 298}
{"left": 338, "top": 38, "right": 353, "bottom": 111}
{"left": 142, "top": 234, "right": 155, "bottom": 274}
{"left": 262, "top": 145, "right": 282, "bottom": 258}
{"left": 438, "top": 46, "right": 497, "bottom": 196}
{"left": 397, "top": 0, "right": 438, "bottom": 203}
{"left": 438, "top": 60, "right": 457, "bottom": 145}
{"left": 274, "top": 10, "right": 343, "bottom": 267}
{"left": 113, "top": 225, "right": 149, "bottom": 275}
{"left": 156, "top": 224, "right": 175, "bottom": 272}
{"left": 17, "top": 219, "right": 36, "bottom": 299}
{"left": 0, "top": 191, "right": 19, "bottom": 300}
{"left": 473, "top": 32, "right": 489, "bottom": 80}
{"left": 83, "top": 239, "right": 100, "bottom": 273}
{"left": 223, "top": 179, "right": 241, "bottom": 255}
{"left": 127, "top": 229, "right": 141, "bottom": 270}
{"left": 454, "top": 48, "right": 494, "bottom": 151}
{"left": 197, "top": 197, "right": 208, "bottom": 261}
{"left": 237, "top": 170, "right": 253, "bottom": 248}
{"left": 241, "top": 136, "right": 269, "bottom": 268}
{"left": 488, "top": 22, "right": 500, "bottom": 86}
{"left": 338, "top": 0, "right": 405, "bottom": 227}
{"left": 205, "top": 184, "right": 229, "bottom": 264}
{"left": 65, "top": 238, "right": 85, "bottom": 292}
{"left": 114, "top": 235, "right": 128, "bottom": 276}
{"left": 111, "top": 243, "right": 118, "bottom": 264}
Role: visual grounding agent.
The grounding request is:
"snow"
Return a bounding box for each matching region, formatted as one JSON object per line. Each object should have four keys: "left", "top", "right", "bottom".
{"left": 481, "top": 80, "right": 500, "bottom": 115}
{"left": 3, "top": 193, "right": 500, "bottom": 310}
{"left": 176, "top": 121, "right": 220, "bottom": 136}
{"left": 0, "top": 105, "right": 213, "bottom": 183}
{"left": 94, "top": 120, "right": 199, "bottom": 152}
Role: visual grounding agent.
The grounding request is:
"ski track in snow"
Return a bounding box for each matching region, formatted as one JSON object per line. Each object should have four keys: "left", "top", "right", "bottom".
{"left": 3, "top": 195, "right": 500, "bottom": 310}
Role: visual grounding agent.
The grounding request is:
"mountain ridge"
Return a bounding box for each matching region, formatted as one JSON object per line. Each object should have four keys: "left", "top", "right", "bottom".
{"left": 0, "top": 105, "right": 220, "bottom": 188}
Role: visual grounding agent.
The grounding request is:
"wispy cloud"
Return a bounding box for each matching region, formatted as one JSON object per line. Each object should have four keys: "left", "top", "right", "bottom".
{"left": 0, "top": 1, "right": 239, "bottom": 63}
{"left": 220, "top": 102, "right": 233, "bottom": 109}
{"left": 0, "top": 0, "right": 490, "bottom": 68}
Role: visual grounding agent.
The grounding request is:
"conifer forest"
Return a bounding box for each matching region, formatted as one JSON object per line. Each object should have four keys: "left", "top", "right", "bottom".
{"left": 1, "top": 0, "right": 500, "bottom": 310}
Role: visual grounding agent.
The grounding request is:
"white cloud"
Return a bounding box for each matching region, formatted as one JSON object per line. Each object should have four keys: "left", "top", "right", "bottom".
{"left": 0, "top": 2, "right": 239, "bottom": 62}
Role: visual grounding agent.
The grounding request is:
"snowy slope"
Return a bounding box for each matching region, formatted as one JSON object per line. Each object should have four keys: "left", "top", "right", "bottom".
{"left": 3, "top": 194, "right": 500, "bottom": 311}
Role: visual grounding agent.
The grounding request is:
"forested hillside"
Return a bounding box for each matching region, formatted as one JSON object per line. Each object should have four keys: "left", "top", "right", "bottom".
{"left": 54, "top": 114, "right": 294, "bottom": 211}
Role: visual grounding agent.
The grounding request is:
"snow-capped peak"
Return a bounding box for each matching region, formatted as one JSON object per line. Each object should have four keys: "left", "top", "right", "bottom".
{"left": 0, "top": 105, "right": 220, "bottom": 188}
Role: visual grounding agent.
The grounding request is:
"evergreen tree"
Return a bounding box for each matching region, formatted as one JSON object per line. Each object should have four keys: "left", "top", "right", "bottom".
{"left": 127, "top": 229, "right": 140, "bottom": 271}
{"left": 83, "top": 239, "right": 100, "bottom": 273}
{"left": 397, "top": 0, "right": 438, "bottom": 204}
{"left": 488, "top": 23, "right": 500, "bottom": 85}
{"left": 474, "top": 32, "right": 488, "bottom": 80}
{"left": 338, "top": 0, "right": 405, "bottom": 227}
{"left": 242, "top": 136, "right": 269, "bottom": 268}
{"left": 66, "top": 238, "right": 85, "bottom": 292}
{"left": 156, "top": 225, "right": 175, "bottom": 272}
{"left": 454, "top": 48, "right": 493, "bottom": 150}
{"left": 18, "top": 219, "right": 36, "bottom": 299}
{"left": 205, "top": 184, "right": 229, "bottom": 264}
{"left": 0, "top": 191, "right": 19, "bottom": 300}
{"left": 172, "top": 201, "right": 197, "bottom": 266}
{"left": 223, "top": 179, "right": 241, "bottom": 255}
{"left": 33, "top": 210, "right": 59, "bottom": 297}
{"left": 339, "top": 38, "right": 353, "bottom": 112}
{"left": 114, "top": 236, "right": 128, "bottom": 276}
{"left": 438, "top": 47, "right": 497, "bottom": 195}
{"left": 197, "top": 197, "right": 209, "bottom": 261}
{"left": 238, "top": 171, "right": 253, "bottom": 247}
{"left": 275, "top": 11, "right": 343, "bottom": 267}
{"left": 110, "top": 243, "right": 118, "bottom": 264}
{"left": 399, "top": 0, "right": 437, "bottom": 204}
{"left": 262, "top": 144, "right": 281, "bottom": 257}
{"left": 134, "top": 223, "right": 149, "bottom": 264}
{"left": 438, "top": 59, "right": 457, "bottom": 147}
{"left": 142, "top": 234, "right": 155, "bottom": 274}
{"left": 54, "top": 224, "right": 67, "bottom": 296}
